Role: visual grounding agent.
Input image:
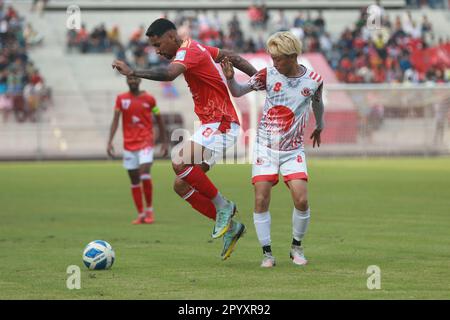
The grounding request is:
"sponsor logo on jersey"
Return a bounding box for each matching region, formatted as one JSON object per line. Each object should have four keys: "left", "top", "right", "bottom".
{"left": 132, "top": 115, "right": 140, "bottom": 124}
{"left": 301, "top": 87, "right": 312, "bottom": 97}
{"left": 174, "top": 50, "right": 187, "bottom": 61}
{"left": 121, "top": 99, "right": 131, "bottom": 110}
{"left": 256, "top": 157, "right": 264, "bottom": 165}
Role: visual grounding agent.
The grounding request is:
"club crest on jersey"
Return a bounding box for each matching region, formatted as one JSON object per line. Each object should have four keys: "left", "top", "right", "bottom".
{"left": 143, "top": 102, "right": 150, "bottom": 108}
{"left": 301, "top": 87, "right": 312, "bottom": 97}
{"left": 121, "top": 99, "right": 131, "bottom": 110}
{"left": 174, "top": 50, "right": 186, "bottom": 61}
{"left": 256, "top": 157, "right": 264, "bottom": 165}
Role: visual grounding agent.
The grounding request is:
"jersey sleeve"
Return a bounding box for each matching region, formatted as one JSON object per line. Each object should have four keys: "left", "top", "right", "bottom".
{"left": 248, "top": 68, "right": 267, "bottom": 91}
{"left": 172, "top": 47, "right": 199, "bottom": 70}
{"left": 114, "top": 96, "right": 121, "bottom": 111}
{"left": 204, "top": 45, "right": 219, "bottom": 61}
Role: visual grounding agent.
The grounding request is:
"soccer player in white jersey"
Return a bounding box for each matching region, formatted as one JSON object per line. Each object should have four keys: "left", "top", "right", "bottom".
{"left": 221, "top": 31, "right": 324, "bottom": 267}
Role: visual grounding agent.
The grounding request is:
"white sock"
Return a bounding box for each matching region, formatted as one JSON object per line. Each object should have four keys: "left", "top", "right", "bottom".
{"left": 253, "top": 211, "right": 271, "bottom": 247}
{"left": 292, "top": 207, "right": 310, "bottom": 242}
{"left": 212, "top": 192, "right": 227, "bottom": 209}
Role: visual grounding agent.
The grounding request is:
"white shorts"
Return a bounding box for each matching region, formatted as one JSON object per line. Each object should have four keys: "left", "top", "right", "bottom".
{"left": 190, "top": 122, "right": 240, "bottom": 167}
{"left": 123, "top": 146, "right": 154, "bottom": 170}
{"left": 252, "top": 144, "right": 308, "bottom": 185}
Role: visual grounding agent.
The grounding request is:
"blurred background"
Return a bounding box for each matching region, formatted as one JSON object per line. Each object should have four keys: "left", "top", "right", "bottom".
{"left": 0, "top": 0, "right": 449, "bottom": 160}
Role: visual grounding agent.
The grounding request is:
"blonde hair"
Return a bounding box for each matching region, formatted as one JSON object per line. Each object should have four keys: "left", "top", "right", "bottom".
{"left": 266, "top": 31, "right": 302, "bottom": 56}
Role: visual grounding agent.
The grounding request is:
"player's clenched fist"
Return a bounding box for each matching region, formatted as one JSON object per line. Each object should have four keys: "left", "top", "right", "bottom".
{"left": 112, "top": 60, "right": 133, "bottom": 76}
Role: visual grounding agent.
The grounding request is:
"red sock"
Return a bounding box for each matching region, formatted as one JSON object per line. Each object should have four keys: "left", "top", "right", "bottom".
{"left": 141, "top": 174, "right": 153, "bottom": 210}
{"left": 182, "top": 188, "right": 216, "bottom": 220}
{"left": 177, "top": 165, "right": 218, "bottom": 200}
{"left": 131, "top": 184, "right": 144, "bottom": 214}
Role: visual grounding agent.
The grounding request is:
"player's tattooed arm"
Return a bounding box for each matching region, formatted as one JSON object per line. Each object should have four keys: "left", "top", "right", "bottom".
{"left": 133, "top": 63, "right": 185, "bottom": 81}
{"left": 112, "top": 60, "right": 185, "bottom": 81}
{"left": 220, "top": 57, "right": 253, "bottom": 97}
{"left": 312, "top": 83, "right": 325, "bottom": 130}
{"left": 215, "top": 49, "right": 257, "bottom": 77}
{"left": 310, "top": 83, "right": 324, "bottom": 148}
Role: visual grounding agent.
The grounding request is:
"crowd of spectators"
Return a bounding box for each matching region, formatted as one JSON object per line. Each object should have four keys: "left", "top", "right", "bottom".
{"left": 329, "top": 6, "right": 449, "bottom": 83}
{"left": 406, "top": 0, "right": 447, "bottom": 9}
{"left": 65, "top": 1, "right": 449, "bottom": 85}
{"left": 0, "top": 1, "right": 51, "bottom": 123}
{"left": 66, "top": 23, "right": 124, "bottom": 55}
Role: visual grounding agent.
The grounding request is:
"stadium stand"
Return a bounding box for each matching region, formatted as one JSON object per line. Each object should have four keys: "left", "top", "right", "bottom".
{"left": 0, "top": 1, "right": 51, "bottom": 124}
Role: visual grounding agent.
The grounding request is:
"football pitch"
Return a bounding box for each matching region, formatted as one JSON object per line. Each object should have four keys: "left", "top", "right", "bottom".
{"left": 0, "top": 158, "right": 449, "bottom": 299}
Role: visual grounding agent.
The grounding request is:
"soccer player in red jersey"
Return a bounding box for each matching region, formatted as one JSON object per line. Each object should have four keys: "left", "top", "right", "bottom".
{"left": 107, "top": 76, "right": 169, "bottom": 225}
{"left": 112, "top": 18, "right": 257, "bottom": 260}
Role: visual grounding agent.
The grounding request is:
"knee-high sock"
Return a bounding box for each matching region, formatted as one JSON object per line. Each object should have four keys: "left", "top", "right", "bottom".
{"left": 131, "top": 184, "right": 144, "bottom": 214}
{"left": 253, "top": 211, "right": 271, "bottom": 247}
{"left": 292, "top": 207, "right": 310, "bottom": 242}
{"left": 182, "top": 188, "right": 216, "bottom": 220}
{"left": 141, "top": 174, "right": 153, "bottom": 211}
{"left": 177, "top": 165, "right": 222, "bottom": 203}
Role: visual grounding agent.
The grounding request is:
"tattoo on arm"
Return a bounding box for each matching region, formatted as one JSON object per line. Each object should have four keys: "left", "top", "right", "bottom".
{"left": 218, "top": 49, "right": 257, "bottom": 77}
{"left": 229, "top": 55, "right": 257, "bottom": 77}
{"left": 133, "top": 67, "right": 173, "bottom": 81}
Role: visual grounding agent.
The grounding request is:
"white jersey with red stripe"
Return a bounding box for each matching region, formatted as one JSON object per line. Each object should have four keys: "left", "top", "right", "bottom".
{"left": 249, "top": 65, "right": 323, "bottom": 151}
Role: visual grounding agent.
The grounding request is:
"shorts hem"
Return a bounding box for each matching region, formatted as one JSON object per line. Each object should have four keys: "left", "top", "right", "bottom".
{"left": 252, "top": 174, "right": 279, "bottom": 185}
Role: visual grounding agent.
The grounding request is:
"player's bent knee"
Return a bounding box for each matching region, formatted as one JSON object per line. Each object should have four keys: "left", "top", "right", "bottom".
{"left": 173, "top": 178, "right": 189, "bottom": 196}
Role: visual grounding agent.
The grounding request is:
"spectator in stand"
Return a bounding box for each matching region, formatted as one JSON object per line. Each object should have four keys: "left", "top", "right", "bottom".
{"left": 274, "top": 10, "right": 290, "bottom": 32}
{"left": 247, "top": 3, "right": 264, "bottom": 29}
{"left": 313, "top": 10, "right": 326, "bottom": 35}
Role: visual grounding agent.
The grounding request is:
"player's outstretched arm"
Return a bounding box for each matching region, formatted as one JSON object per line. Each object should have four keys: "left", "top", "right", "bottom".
{"left": 112, "top": 60, "right": 185, "bottom": 81}
{"left": 215, "top": 49, "right": 257, "bottom": 77}
{"left": 220, "top": 57, "right": 253, "bottom": 97}
{"left": 310, "top": 83, "right": 325, "bottom": 148}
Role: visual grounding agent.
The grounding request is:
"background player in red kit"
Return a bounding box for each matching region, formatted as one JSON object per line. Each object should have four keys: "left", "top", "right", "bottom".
{"left": 107, "top": 76, "right": 169, "bottom": 225}
{"left": 112, "top": 18, "right": 257, "bottom": 260}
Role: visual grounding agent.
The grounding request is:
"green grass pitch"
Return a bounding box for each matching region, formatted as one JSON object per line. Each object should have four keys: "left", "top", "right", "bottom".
{"left": 0, "top": 158, "right": 449, "bottom": 299}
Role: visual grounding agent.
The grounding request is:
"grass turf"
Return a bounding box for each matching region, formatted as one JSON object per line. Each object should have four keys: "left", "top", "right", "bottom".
{"left": 0, "top": 158, "right": 449, "bottom": 299}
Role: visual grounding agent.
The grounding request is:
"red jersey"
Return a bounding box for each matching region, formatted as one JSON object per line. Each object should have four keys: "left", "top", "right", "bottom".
{"left": 114, "top": 91, "right": 157, "bottom": 151}
{"left": 171, "top": 39, "right": 240, "bottom": 126}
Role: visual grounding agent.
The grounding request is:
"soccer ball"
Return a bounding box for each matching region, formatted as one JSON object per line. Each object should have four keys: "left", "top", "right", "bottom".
{"left": 82, "top": 240, "right": 115, "bottom": 270}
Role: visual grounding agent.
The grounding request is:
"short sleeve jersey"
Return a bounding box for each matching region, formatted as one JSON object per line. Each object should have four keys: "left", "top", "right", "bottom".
{"left": 114, "top": 91, "right": 157, "bottom": 151}
{"left": 171, "top": 39, "right": 240, "bottom": 126}
{"left": 248, "top": 66, "right": 323, "bottom": 151}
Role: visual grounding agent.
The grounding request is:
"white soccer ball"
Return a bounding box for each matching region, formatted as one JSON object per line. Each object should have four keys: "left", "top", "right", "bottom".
{"left": 82, "top": 240, "right": 115, "bottom": 270}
